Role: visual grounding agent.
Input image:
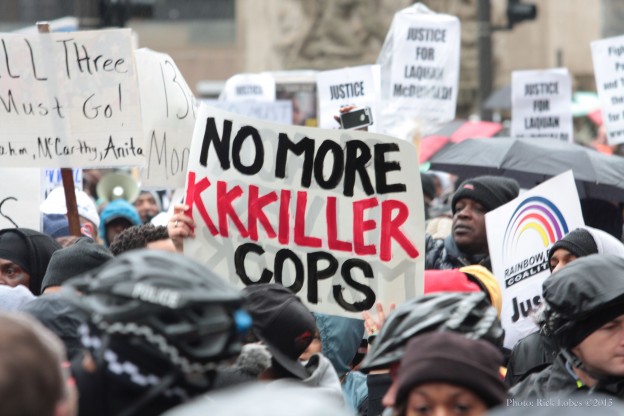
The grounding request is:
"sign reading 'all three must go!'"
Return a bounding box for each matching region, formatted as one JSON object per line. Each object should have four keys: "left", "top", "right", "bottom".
{"left": 0, "top": 29, "right": 143, "bottom": 168}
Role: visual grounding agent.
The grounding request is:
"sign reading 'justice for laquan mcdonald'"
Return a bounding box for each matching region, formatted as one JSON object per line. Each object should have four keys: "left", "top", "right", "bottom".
{"left": 0, "top": 29, "right": 143, "bottom": 168}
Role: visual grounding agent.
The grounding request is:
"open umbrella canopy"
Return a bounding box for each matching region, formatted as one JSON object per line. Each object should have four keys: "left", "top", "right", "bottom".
{"left": 419, "top": 120, "right": 502, "bottom": 163}
{"left": 429, "top": 137, "right": 624, "bottom": 201}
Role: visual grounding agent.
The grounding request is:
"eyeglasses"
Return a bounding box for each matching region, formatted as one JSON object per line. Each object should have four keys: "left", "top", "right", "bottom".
{"left": 0, "top": 263, "right": 26, "bottom": 283}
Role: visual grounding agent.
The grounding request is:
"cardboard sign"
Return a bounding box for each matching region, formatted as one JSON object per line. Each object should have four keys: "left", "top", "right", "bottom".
{"left": 135, "top": 49, "right": 196, "bottom": 188}
{"left": 202, "top": 100, "right": 293, "bottom": 125}
{"left": 221, "top": 73, "right": 276, "bottom": 102}
{"left": 511, "top": 68, "right": 573, "bottom": 141}
{"left": 388, "top": 7, "right": 460, "bottom": 121}
{"left": 485, "top": 171, "right": 584, "bottom": 348}
{"left": 316, "top": 65, "right": 381, "bottom": 132}
{"left": 0, "top": 29, "right": 143, "bottom": 168}
{"left": 592, "top": 35, "right": 624, "bottom": 145}
{"left": 184, "top": 105, "right": 425, "bottom": 317}
{"left": 0, "top": 168, "right": 42, "bottom": 230}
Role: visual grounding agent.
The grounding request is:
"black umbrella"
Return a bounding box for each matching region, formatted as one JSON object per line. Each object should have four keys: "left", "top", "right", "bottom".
{"left": 429, "top": 137, "right": 624, "bottom": 201}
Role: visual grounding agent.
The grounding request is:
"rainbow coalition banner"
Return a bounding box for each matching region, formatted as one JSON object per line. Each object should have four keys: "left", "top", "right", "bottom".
{"left": 183, "top": 104, "right": 425, "bottom": 317}
{"left": 485, "top": 171, "right": 584, "bottom": 348}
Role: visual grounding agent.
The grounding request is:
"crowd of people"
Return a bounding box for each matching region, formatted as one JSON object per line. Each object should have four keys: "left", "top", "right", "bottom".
{"left": 1, "top": 168, "right": 624, "bottom": 416}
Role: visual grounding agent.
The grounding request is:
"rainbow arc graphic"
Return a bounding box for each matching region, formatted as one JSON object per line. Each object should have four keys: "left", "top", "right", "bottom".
{"left": 502, "top": 196, "right": 569, "bottom": 260}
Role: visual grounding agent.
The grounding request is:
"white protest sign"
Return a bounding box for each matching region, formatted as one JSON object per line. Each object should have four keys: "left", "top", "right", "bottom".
{"left": 592, "top": 35, "right": 624, "bottom": 145}
{"left": 0, "top": 168, "right": 42, "bottom": 230}
{"left": 486, "top": 171, "right": 584, "bottom": 348}
{"left": 183, "top": 105, "right": 425, "bottom": 317}
{"left": 202, "top": 100, "right": 293, "bottom": 125}
{"left": 0, "top": 29, "right": 143, "bottom": 168}
{"left": 511, "top": 68, "right": 573, "bottom": 141}
{"left": 41, "top": 168, "right": 82, "bottom": 200}
{"left": 221, "top": 73, "right": 276, "bottom": 102}
{"left": 317, "top": 65, "right": 381, "bottom": 132}
{"left": 388, "top": 7, "right": 460, "bottom": 121}
{"left": 135, "top": 49, "right": 196, "bottom": 188}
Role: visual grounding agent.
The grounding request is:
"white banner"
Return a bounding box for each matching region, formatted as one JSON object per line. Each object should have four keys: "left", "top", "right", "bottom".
{"left": 0, "top": 168, "right": 42, "bottom": 230}
{"left": 183, "top": 105, "right": 425, "bottom": 317}
{"left": 485, "top": 171, "right": 584, "bottom": 348}
{"left": 135, "top": 49, "right": 196, "bottom": 188}
{"left": 0, "top": 29, "right": 143, "bottom": 167}
{"left": 592, "top": 35, "right": 624, "bottom": 145}
{"left": 511, "top": 68, "right": 573, "bottom": 141}
{"left": 201, "top": 100, "right": 293, "bottom": 125}
{"left": 316, "top": 65, "right": 381, "bottom": 132}
{"left": 389, "top": 8, "right": 460, "bottom": 121}
{"left": 221, "top": 73, "right": 276, "bottom": 102}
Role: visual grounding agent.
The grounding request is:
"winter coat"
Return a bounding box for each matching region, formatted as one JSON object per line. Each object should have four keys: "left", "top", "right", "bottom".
{"left": 316, "top": 313, "right": 368, "bottom": 412}
{"left": 302, "top": 353, "right": 346, "bottom": 405}
{"left": 425, "top": 234, "right": 491, "bottom": 271}
{"left": 505, "top": 330, "right": 558, "bottom": 387}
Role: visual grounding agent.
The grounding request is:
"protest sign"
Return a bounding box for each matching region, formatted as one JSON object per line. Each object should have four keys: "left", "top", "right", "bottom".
{"left": 0, "top": 168, "right": 42, "bottom": 230}
{"left": 184, "top": 105, "right": 425, "bottom": 317}
{"left": 221, "top": 73, "right": 276, "bottom": 102}
{"left": 485, "top": 171, "right": 584, "bottom": 348}
{"left": 0, "top": 29, "right": 143, "bottom": 168}
{"left": 42, "top": 168, "right": 82, "bottom": 200}
{"left": 592, "top": 35, "right": 624, "bottom": 145}
{"left": 388, "top": 6, "right": 460, "bottom": 121}
{"left": 511, "top": 68, "right": 573, "bottom": 141}
{"left": 316, "top": 65, "right": 381, "bottom": 132}
{"left": 135, "top": 49, "right": 196, "bottom": 188}
{"left": 202, "top": 100, "right": 293, "bottom": 125}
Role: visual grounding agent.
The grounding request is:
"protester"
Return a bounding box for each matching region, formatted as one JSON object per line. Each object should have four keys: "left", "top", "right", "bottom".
{"left": 63, "top": 249, "right": 251, "bottom": 416}
{"left": 41, "top": 186, "right": 101, "bottom": 241}
{"left": 98, "top": 199, "right": 142, "bottom": 247}
{"left": 313, "top": 313, "right": 368, "bottom": 413}
{"left": 243, "top": 283, "right": 344, "bottom": 403}
{"left": 133, "top": 190, "right": 162, "bottom": 224}
{"left": 0, "top": 312, "right": 75, "bottom": 416}
{"left": 0, "top": 228, "right": 61, "bottom": 295}
{"left": 506, "top": 226, "right": 624, "bottom": 386}
{"left": 510, "top": 254, "right": 624, "bottom": 399}
{"left": 109, "top": 223, "right": 177, "bottom": 255}
{"left": 22, "top": 238, "right": 114, "bottom": 361}
{"left": 359, "top": 292, "right": 504, "bottom": 415}
{"left": 421, "top": 172, "right": 436, "bottom": 220}
{"left": 425, "top": 175, "right": 520, "bottom": 271}
{"left": 393, "top": 332, "right": 506, "bottom": 416}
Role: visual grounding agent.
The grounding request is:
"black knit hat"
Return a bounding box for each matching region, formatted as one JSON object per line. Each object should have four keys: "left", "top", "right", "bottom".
{"left": 452, "top": 176, "right": 519, "bottom": 214}
{"left": 41, "top": 237, "right": 113, "bottom": 292}
{"left": 548, "top": 228, "right": 598, "bottom": 266}
{"left": 396, "top": 332, "right": 506, "bottom": 409}
{"left": 0, "top": 228, "right": 61, "bottom": 295}
{"left": 243, "top": 284, "right": 316, "bottom": 380}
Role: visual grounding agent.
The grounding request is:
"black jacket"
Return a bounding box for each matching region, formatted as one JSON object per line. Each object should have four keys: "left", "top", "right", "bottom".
{"left": 505, "top": 330, "right": 558, "bottom": 387}
{"left": 510, "top": 353, "right": 624, "bottom": 400}
{"left": 425, "top": 234, "right": 491, "bottom": 271}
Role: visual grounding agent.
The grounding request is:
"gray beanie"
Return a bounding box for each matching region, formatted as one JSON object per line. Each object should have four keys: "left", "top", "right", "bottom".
{"left": 41, "top": 238, "right": 113, "bottom": 292}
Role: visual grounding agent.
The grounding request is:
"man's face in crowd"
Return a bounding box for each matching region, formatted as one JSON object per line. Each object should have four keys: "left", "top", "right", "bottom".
{"left": 452, "top": 198, "right": 488, "bottom": 255}
{"left": 549, "top": 248, "right": 578, "bottom": 273}
{"left": 134, "top": 193, "right": 159, "bottom": 223}
{"left": 572, "top": 314, "right": 624, "bottom": 377}
{"left": 106, "top": 218, "right": 133, "bottom": 246}
{"left": 0, "top": 258, "right": 30, "bottom": 288}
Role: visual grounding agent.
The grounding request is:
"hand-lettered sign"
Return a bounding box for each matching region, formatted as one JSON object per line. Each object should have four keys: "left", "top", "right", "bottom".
{"left": 0, "top": 29, "right": 143, "bottom": 168}
{"left": 183, "top": 104, "right": 425, "bottom": 317}
{"left": 135, "top": 48, "right": 196, "bottom": 188}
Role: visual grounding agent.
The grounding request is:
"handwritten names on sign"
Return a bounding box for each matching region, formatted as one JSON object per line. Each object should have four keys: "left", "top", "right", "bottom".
{"left": 0, "top": 29, "right": 143, "bottom": 167}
